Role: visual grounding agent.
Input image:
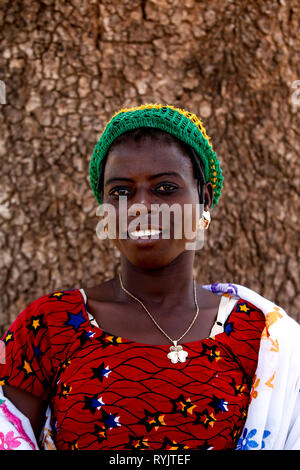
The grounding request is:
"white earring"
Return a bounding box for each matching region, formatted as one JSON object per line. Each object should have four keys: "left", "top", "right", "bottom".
{"left": 198, "top": 210, "right": 211, "bottom": 230}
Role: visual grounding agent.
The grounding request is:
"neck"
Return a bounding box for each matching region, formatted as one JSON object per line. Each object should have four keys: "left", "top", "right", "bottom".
{"left": 119, "top": 251, "right": 196, "bottom": 309}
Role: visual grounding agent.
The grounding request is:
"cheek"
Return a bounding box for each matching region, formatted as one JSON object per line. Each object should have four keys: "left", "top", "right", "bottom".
{"left": 104, "top": 197, "right": 200, "bottom": 243}
{"left": 180, "top": 207, "right": 198, "bottom": 240}
{"left": 187, "top": 187, "right": 202, "bottom": 231}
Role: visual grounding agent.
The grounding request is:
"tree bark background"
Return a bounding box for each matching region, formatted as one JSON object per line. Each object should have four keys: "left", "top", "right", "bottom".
{"left": 0, "top": 0, "right": 299, "bottom": 334}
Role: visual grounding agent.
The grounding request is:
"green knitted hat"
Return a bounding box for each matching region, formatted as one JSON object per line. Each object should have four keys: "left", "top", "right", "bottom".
{"left": 89, "top": 103, "right": 223, "bottom": 209}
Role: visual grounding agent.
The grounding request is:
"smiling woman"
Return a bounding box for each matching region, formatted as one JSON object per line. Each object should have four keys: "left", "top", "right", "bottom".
{"left": 96, "top": 127, "right": 209, "bottom": 252}
{"left": 0, "top": 104, "right": 300, "bottom": 451}
{"left": 97, "top": 127, "right": 212, "bottom": 268}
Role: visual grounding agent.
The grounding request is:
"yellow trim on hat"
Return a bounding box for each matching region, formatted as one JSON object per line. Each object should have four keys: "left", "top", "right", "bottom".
{"left": 103, "top": 103, "right": 214, "bottom": 151}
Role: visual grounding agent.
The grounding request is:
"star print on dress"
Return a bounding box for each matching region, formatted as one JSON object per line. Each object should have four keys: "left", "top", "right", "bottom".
{"left": 60, "top": 358, "right": 71, "bottom": 370}
{"left": 93, "top": 423, "right": 108, "bottom": 444}
{"left": 65, "top": 310, "right": 86, "bottom": 331}
{"left": 170, "top": 394, "right": 196, "bottom": 417}
{"left": 230, "top": 422, "right": 243, "bottom": 445}
{"left": 27, "top": 314, "right": 47, "bottom": 337}
{"left": 83, "top": 394, "right": 104, "bottom": 414}
{"left": 101, "top": 409, "right": 121, "bottom": 430}
{"left": 127, "top": 435, "right": 149, "bottom": 449}
{"left": 96, "top": 331, "right": 123, "bottom": 348}
{"left": 208, "top": 395, "right": 229, "bottom": 414}
{"left": 194, "top": 409, "right": 217, "bottom": 429}
{"left": 235, "top": 302, "right": 251, "bottom": 315}
{"left": 229, "top": 378, "right": 247, "bottom": 396}
{"left": 3, "top": 330, "right": 14, "bottom": 346}
{"left": 91, "top": 362, "right": 112, "bottom": 382}
{"left": 59, "top": 383, "right": 72, "bottom": 399}
{"left": 17, "top": 354, "right": 35, "bottom": 379}
{"left": 200, "top": 343, "right": 221, "bottom": 363}
{"left": 197, "top": 441, "right": 214, "bottom": 450}
{"left": 78, "top": 330, "right": 95, "bottom": 346}
{"left": 0, "top": 375, "right": 9, "bottom": 386}
{"left": 48, "top": 291, "right": 71, "bottom": 301}
{"left": 139, "top": 410, "right": 166, "bottom": 432}
{"left": 69, "top": 439, "right": 79, "bottom": 450}
{"left": 237, "top": 404, "right": 248, "bottom": 422}
{"left": 160, "top": 437, "right": 189, "bottom": 450}
{"left": 224, "top": 321, "right": 235, "bottom": 336}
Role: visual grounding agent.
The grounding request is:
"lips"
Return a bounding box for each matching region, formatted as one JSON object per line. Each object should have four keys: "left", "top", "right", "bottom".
{"left": 130, "top": 229, "right": 161, "bottom": 238}
{"left": 130, "top": 224, "right": 161, "bottom": 231}
{"left": 127, "top": 225, "right": 162, "bottom": 238}
{"left": 118, "top": 220, "right": 170, "bottom": 239}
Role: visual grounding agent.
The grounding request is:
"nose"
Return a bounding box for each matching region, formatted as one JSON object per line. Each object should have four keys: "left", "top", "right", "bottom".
{"left": 128, "top": 186, "right": 159, "bottom": 215}
{"left": 128, "top": 201, "right": 157, "bottom": 224}
{"left": 127, "top": 190, "right": 160, "bottom": 230}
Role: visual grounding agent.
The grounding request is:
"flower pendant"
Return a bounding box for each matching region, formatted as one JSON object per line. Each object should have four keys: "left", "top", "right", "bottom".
{"left": 167, "top": 341, "right": 188, "bottom": 364}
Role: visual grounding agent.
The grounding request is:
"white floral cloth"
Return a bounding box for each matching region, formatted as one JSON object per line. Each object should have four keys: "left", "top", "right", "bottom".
{"left": 1, "top": 282, "right": 299, "bottom": 450}
{"left": 202, "top": 283, "right": 300, "bottom": 450}
{"left": 0, "top": 386, "right": 56, "bottom": 450}
{"left": 0, "top": 386, "right": 38, "bottom": 450}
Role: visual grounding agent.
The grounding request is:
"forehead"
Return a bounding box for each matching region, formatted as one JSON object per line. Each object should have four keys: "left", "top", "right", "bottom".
{"left": 103, "top": 137, "right": 194, "bottom": 180}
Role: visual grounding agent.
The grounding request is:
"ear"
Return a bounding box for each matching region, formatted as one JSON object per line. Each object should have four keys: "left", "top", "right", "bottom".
{"left": 198, "top": 180, "right": 214, "bottom": 211}
{"left": 202, "top": 182, "right": 214, "bottom": 211}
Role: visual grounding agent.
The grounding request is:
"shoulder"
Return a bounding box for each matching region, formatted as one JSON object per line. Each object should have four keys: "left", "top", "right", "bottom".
{"left": 0, "top": 288, "right": 87, "bottom": 400}
{"left": 25, "top": 288, "right": 84, "bottom": 313}
{"left": 224, "top": 296, "right": 266, "bottom": 335}
{"left": 215, "top": 296, "right": 265, "bottom": 378}
{"left": 3, "top": 288, "right": 89, "bottom": 340}
{"left": 232, "top": 296, "right": 265, "bottom": 318}
{"left": 1, "top": 288, "right": 91, "bottom": 382}
{"left": 83, "top": 278, "right": 119, "bottom": 303}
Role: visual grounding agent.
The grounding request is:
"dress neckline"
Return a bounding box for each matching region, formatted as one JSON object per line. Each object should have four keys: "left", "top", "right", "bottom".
{"left": 77, "top": 288, "right": 239, "bottom": 347}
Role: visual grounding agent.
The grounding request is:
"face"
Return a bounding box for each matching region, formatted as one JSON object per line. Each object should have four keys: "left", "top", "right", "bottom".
{"left": 102, "top": 136, "right": 213, "bottom": 269}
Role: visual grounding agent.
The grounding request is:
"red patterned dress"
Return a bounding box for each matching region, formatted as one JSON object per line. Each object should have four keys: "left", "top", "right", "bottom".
{"left": 0, "top": 288, "right": 265, "bottom": 450}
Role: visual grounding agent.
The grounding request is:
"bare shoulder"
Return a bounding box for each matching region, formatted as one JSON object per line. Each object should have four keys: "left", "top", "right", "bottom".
{"left": 196, "top": 283, "right": 222, "bottom": 308}
{"left": 84, "top": 277, "right": 119, "bottom": 303}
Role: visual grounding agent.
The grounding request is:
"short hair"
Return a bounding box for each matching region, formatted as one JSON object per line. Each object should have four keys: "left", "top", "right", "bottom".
{"left": 96, "top": 127, "right": 207, "bottom": 204}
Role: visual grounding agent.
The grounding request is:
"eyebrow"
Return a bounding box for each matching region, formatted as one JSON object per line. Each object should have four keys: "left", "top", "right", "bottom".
{"left": 105, "top": 172, "right": 183, "bottom": 186}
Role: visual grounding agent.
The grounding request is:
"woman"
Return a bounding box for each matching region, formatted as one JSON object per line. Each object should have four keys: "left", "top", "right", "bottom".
{"left": 0, "top": 104, "right": 299, "bottom": 451}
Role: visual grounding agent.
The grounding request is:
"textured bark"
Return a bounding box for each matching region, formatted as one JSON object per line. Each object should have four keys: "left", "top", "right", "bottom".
{"left": 0, "top": 0, "right": 299, "bottom": 334}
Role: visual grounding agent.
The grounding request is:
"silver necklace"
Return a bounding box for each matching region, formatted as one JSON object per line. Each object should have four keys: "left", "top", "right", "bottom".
{"left": 118, "top": 272, "right": 199, "bottom": 364}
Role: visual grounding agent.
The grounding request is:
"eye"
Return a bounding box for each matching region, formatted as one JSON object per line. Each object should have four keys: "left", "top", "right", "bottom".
{"left": 156, "top": 183, "right": 178, "bottom": 193}
{"left": 109, "top": 187, "right": 131, "bottom": 197}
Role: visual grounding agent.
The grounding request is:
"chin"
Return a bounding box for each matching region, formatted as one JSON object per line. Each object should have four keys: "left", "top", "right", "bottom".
{"left": 126, "top": 254, "right": 173, "bottom": 270}
{"left": 120, "top": 250, "right": 181, "bottom": 270}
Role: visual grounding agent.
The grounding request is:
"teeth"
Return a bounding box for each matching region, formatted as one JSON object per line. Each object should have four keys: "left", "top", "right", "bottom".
{"left": 130, "top": 229, "right": 161, "bottom": 237}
